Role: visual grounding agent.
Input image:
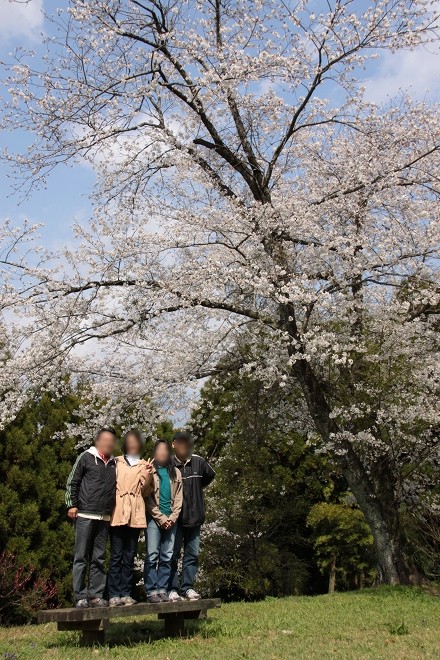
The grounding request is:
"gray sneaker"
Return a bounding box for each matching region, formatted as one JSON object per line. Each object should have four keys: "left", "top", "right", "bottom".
{"left": 75, "top": 599, "right": 89, "bottom": 608}
{"left": 89, "top": 597, "right": 108, "bottom": 608}
{"left": 185, "top": 588, "right": 201, "bottom": 600}
{"left": 147, "top": 594, "right": 162, "bottom": 604}
{"left": 109, "top": 597, "right": 123, "bottom": 607}
{"left": 120, "top": 596, "right": 137, "bottom": 606}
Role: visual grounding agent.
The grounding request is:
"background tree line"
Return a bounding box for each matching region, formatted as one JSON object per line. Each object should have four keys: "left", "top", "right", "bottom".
{"left": 1, "top": 367, "right": 437, "bottom": 624}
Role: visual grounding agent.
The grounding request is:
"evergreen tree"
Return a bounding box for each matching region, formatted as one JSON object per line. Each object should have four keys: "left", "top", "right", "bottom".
{"left": 0, "top": 389, "right": 83, "bottom": 605}
{"left": 307, "top": 502, "right": 375, "bottom": 593}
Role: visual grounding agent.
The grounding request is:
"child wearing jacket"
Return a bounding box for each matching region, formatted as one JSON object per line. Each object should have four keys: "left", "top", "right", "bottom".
{"left": 65, "top": 427, "right": 117, "bottom": 608}
{"left": 108, "top": 429, "right": 153, "bottom": 606}
{"left": 144, "top": 439, "right": 183, "bottom": 603}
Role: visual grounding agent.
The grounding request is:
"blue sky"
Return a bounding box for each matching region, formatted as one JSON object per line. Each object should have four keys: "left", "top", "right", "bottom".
{"left": 0, "top": 0, "right": 439, "bottom": 249}
{"left": 0, "top": 0, "right": 95, "bottom": 249}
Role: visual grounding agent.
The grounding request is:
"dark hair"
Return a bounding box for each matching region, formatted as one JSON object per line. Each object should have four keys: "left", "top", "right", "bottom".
{"left": 153, "top": 439, "right": 176, "bottom": 480}
{"left": 122, "top": 429, "right": 144, "bottom": 455}
{"left": 173, "top": 430, "right": 193, "bottom": 443}
{"left": 95, "top": 426, "right": 117, "bottom": 442}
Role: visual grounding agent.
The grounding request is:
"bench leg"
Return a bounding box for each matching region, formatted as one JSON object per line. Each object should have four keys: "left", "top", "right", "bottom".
{"left": 81, "top": 629, "right": 106, "bottom": 646}
{"left": 162, "top": 613, "right": 185, "bottom": 637}
{"left": 57, "top": 618, "right": 108, "bottom": 646}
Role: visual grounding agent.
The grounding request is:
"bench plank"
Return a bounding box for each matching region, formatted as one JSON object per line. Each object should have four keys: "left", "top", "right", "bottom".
{"left": 158, "top": 608, "right": 208, "bottom": 620}
{"left": 37, "top": 598, "right": 221, "bottom": 624}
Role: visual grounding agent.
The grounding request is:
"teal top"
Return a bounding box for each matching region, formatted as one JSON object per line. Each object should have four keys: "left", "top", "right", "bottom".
{"left": 157, "top": 466, "right": 172, "bottom": 516}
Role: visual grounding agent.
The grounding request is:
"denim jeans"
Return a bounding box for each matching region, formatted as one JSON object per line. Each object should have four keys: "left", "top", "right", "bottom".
{"left": 72, "top": 517, "right": 109, "bottom": 603}
{"left": 144, "top": 518, "right": 176, "bottom": 596}
{"left": 108, "top": 525, "right": 140, "bottom": 598}
{"left": 169, "top": 524, "right": 201, "bottom": 594}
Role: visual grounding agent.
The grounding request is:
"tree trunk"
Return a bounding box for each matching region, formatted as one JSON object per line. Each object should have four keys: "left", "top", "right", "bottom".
{"left": 328, "top": 556, "right": 336, "bottom": 594}
{"left": 290, "top": 353, "right": 415, "bottom": 585}
{"left": 345, "top": 466, "right": 412, "bottom": 585}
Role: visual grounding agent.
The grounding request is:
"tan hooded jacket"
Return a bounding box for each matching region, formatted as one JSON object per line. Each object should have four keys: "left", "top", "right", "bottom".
{"left": 146, "top": 467, "right": 183, "bottom": 527}
{"left": 111, "top": 456, "right": 153, "bottom": 528}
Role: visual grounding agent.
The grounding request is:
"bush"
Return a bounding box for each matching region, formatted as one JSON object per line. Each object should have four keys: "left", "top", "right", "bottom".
{"left": 0, "top": 551, "right": 57, "bottom": 625}
{"left": 191, "top": 374, "right": 345, "bottom": 599}
{"left": 198, "top": 524, "right": 311, "bottom": 600}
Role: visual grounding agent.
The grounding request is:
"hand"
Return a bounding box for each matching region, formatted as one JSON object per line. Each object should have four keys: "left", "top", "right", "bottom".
{"left": 163, "top": 519, "right": 174, "bottom": 529}
{"left": 140, "top": 458, "right": 153, "bottom": 473}
{"left": 140, "top": 458, "right": 153, "bottom": 479}
{"left": 67, "top": 507, "right": 78, "bottom": 520}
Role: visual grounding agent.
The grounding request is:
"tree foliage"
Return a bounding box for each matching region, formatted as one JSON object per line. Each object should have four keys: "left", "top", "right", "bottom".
{"left": 307, "top": 502, "right": 375, "bottom": 593}
{"left": 0, "top": 389, "right": 83, "bottom": 606}
{"left": 191, "top": 374, "right": 344, "bottom": 599}
{"left": 0, "top": 0, "right": 438, "bottom": 584}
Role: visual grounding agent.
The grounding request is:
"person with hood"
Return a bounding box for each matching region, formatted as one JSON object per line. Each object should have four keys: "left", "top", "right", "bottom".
{"left": 108, "top": 429, "right": 153, "bottom": 606}
{"left": 168, "top": 431, "right": 215, "bottom": 601}
{"left": 65, "top": 427, "right": 117, "bottom": 608}
{"left": 144, "top": 439, "right": 183, "bottom": 603}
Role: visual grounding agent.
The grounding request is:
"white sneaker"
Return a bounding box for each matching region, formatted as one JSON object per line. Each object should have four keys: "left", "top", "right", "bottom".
{"left": 185, "top": 588, "right": 201, "bottom": 600}
{"left": 168, "top": 590, "right": 183, "bottom": 601}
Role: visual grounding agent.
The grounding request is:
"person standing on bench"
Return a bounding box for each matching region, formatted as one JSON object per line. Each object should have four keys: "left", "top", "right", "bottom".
{"left": 168, "top": 431, "right": 215, "bottom": 602}
{"left": 144, "top": 439, "right": 183, "bottom": 603}
{"left": 108, "top": 429, "right": 153, "bottom": 607}
{"left": 65, "top": 427, "right": 117, "bottom": 609}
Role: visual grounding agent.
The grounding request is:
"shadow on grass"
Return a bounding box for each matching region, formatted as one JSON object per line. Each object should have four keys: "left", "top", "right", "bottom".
{"left": 106, "top": 619, "right": 208, "bottom": 646}
{"left": 45, "top": 617, "right": 226, "bottom": 650}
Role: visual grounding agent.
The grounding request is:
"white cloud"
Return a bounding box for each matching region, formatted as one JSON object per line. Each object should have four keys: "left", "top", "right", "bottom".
{"left": 0, "top": 0, "right": 44, "bottom": 41}
{"left": 365, "top": 43, "right": 440, "bottom": 104}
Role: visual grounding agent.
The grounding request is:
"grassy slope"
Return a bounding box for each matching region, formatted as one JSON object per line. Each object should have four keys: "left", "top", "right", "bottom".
{"left": 0, "top": 587, "right": 439, "bottom": 659}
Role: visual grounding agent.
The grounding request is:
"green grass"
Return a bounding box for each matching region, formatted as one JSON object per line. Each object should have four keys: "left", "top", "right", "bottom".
{"left": 0, "top": 587, "right": 439, "bottom": 659}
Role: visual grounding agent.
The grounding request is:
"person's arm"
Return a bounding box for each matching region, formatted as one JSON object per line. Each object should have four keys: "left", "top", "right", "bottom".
{"left": 140, "top": 459, "right": 154, "bottom": 497}
{"left": 145, "top": 494, "right": 168, "bottom": 527}
{"left": 168, "top": 475, "right": 183, "bottom": 524}
{"left": 141, "top": 472, "right": 154, "bottom": 497}
{"left": 201, "top": 458, "right": 216, "bottom": 487}
{"left": 65, "top": 452, "right": 86, "bottom": 518}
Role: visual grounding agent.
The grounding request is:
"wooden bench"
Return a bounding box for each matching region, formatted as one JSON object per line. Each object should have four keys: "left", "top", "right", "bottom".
{"left": 38, "top": 598, "right": 221, "bottom": 646}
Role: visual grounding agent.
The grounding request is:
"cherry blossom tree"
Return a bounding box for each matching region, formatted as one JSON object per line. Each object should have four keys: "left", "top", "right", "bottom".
{"left": 1, "top": 0, "right": 439, "bottom": 583}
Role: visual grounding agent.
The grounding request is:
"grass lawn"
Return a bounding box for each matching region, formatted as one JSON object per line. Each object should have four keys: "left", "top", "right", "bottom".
{"left": 0, "top": 586, "right": 439, "bottom": 659}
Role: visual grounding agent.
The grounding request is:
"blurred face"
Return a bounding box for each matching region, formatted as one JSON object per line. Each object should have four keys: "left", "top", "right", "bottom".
{"left": 95, "top": 431, "right": 117, "bottom": 456}
{"left": 125, "top": 433, "right": 142, "bottom": 456}
{"left": 173, "top": 439, "right": 191, "bottom": 461}
{"left": 154, "top": 442, "right": 170, "bottom": 466}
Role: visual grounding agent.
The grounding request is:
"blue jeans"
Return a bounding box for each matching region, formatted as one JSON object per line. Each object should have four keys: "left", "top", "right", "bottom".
{"left": 144, "top": 518, "right": 176, "bottom": 596}
{"left": 108, "top": 525, "right": 140, "bottom": 598}
{"left": 169, "top": 524, "right": 201, "bottom": 594}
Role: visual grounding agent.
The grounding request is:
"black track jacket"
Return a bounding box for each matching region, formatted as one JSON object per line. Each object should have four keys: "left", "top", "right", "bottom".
{"left": 65, "top": 447, "right": 116, "bottom": 516}
{"left": 172, "top": 453, "right": 215, "bottom": 528}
